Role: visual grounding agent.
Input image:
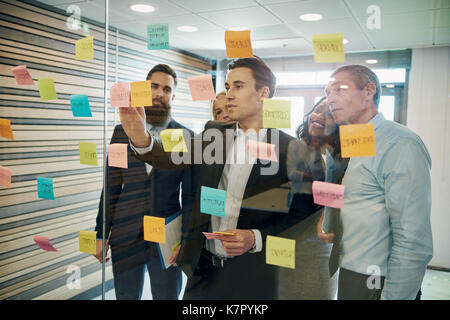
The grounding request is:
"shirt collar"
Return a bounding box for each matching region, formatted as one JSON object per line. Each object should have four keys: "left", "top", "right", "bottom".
{"left": 146, "top": 117, "right": 171, "bottom": 131}
{"left": 368, "top": 112, "right": 385, "bottom": 130}
{"left": 236, "top": 123, "right": 267, "bottom": 140}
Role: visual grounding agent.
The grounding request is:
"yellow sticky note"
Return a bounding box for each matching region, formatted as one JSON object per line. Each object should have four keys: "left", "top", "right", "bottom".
{"left": 312, "top": 32, "right": 345, "bottom": 63}
{"left": 78, "top": 230, "right": 97, "bottom": 254}
{"left": 263, "top": 98, "right": 291, "bottom": 128}
{"left": 225, "top": 30, "right": 253, "bottom": 58}
{"left": 143, "top": 216, "right": 166, "bottom": 243}
{"left": 266, "top": 235, "right": 295, "bottom": 269}
{"left": 38, "top": 78, "right": 58, "bottom": 100}
{"left": 339, "top": 123, "right": 376, "bottom": 158}
{"left": 75, "top": 36, "right": 94, "bottom": 60}
{"left": 0, "top": 119, "right": 14, "bottom": 140}
{"left": 130, "top": 80, "right": 152, "bottom": 107}
{"left": 79, "top": 142, "right": 98, "bottom": 166}
{"left": 160, "top": 129, "right": 188, "bottom": 152}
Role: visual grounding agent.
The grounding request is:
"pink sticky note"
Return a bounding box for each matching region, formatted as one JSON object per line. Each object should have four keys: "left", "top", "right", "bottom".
{"left": 11, "top": 65, "right": 34, "bottom": 85}
{"left": 108, "top": 143, "right": 128, "bottom": 168}
{"left": 247, "top": 140, "right": 278, "bottom": 162}
{"left": 187, "top": 74, "right": 216, "bottom": 101}
{"left": 203, "top": 232, "right": 221, "bottom": 240}
{"left": 110, "top": 82, "right": 130, "bottom": 108}
{"left": 33, "top": 235, "right": 58, "bottom": 252}
{"left": 0, "top": 166, "right": 12, "bottom": 188}
{"left": 312, "top": 181, "right": 345, "bottom": 208}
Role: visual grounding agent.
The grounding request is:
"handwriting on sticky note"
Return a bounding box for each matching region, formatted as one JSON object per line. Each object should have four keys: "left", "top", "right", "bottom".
{"left": 247, "top": 140, "right": 278, "bottom": 162}
{"left": 79, "top": 142, "right": 98, "bottom": 166}
{"left": 33, "top": 235, "right": 57, "bottom": 252}
{"left": 312, "top": 32, "right": 345, "bottom": 63}
{"left": 0, "top": 166, "right": 12, "bottom": 188}
{"left": 266, "top": 235, "right": 295, "bottom": 269}
{"left": 225, "top": 30, "right": 253, "bottom": 58}
{"left": 110, "top": 82, "right": 130, "bottom": 108}
{"left": 312, "top": 181, "right": 345, "bottom": 209}
{"left": 130, "top": 80, "right": 152, "bottom": 107}
{"left": 108, "top": 143, "right": 128, "bottom": 169}
{"left": 263, "top": 99, "right": 291, "bottom": 128}
{"left": 147, "top": 23, "right": 170, "bottom": 50}
{"left": 11, "top": 65, "right": 34, "bottom": 85}
{"left": 0, "top": 118, "right": 14, "bottom": 140}
{"left": 75, "top": 35, "right": 94, "bottom": 60}
{"left": 70, "top": 95, "right": 92, "bottom": 117}
{"left": 79, "top": 230, "right": 97, "bottom": 254}
{"left": 160, "top": 129, "right": 188, "bottom": 152}
{"left": 38, "top": 78, "right": 58, "bottom": 100}
{"left": 339, "top": 123, "right": 376, "bottom": 158}
{"left": 143, "top": 216, "right": 166, "bottom": 243}
{"left": 200, "top": 186, "right": 226, "bottom": 217}
{"left": 37, "top": 177, "right": 55, "bottom": 200}
{"left": 187, "top": 74, "right": 216, "bottom": 101}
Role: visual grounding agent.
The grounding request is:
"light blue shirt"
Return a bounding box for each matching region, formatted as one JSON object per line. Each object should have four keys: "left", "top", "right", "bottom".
{"left": 338, "top": 113, "right": 433, "bottom": 300}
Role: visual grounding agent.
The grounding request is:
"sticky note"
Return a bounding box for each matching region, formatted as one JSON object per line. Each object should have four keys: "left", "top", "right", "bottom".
{"left": 187, "top": 74, "right": 216, "bottom": 101}
{"left": 225, "top": 30, "right": 253, "bottom": 58}
{"left": 130, "top": 80, "right": 152, "bottom": 107}
{"left": 160, "top": 129, "right": 188, "bottom": 152}
{"left": 147, "top": 23, "right": 170, "bottom": 50}
{"left": 312, "top": 32, "right": 345, "bottom": 63}
{"left": 266, "top": 235, "right": 295, "bottom": 269}
{"left": 70, "top": 95, "right": 92, "bottom": 117}
{"left": 171, "top": 241, "right": 181, "bottom": 252}
{"left": 339, "top": 123, "right": 376, "bottom": 158}
{"left": 312, "top": 181, "right": 345, "bottom": 209}
{"left": 79, "top": 142, "right": 98, "bottom": 166}
{"left": 11, "top": 65, "right": 34, "bottom": 85}
{"left": 108, "top": 143, "right": 128, "bottom": 169}
{"left": 214, "top": 231, "right": 235, "bottom": 236}
{"left": 0, "top": 118, "right": 14, "bottom": 140}
{"left": 33, "top": 235, "right": 57, "bottom": 252}
{"left": 0, "top": 166, "right": 12, "bottom": 188}
{"left": 110, "top": 82, "right": 130, "bottom": 108}
{"left": 143, "top": 216, "right": 166, "bottom": 243}
{"left": 38, "top": 78, "right": 58, "bottom": 100}
{"left": 263, "top": 99, "right": 291, "bottom": 128}
{"left": 203, "top": 232, "right": 236, "bottom": 240}
{"left": 75, "top": 35, "right": 94, "bottom": 60}
{"left": 200, "top": 186, "right": 226, "bottom": 217}
{"left": 247, "top": 140, "right": 278, "bottom": 162}
{"left": 79, "top": 230, "right": 97, "bottom": 254}
{"left": 37, "top": 177, "right": 55, "bottom": 200}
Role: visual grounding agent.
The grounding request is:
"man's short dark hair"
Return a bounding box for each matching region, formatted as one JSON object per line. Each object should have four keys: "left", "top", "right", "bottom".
{"left": 227, "top": 56, "right": 276, "bottom": 98}
{"left": 146, "top": 64, "right": 178, "bottom": 87}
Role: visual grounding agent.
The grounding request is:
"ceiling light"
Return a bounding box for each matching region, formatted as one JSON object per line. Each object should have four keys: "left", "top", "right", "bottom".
{"left": 366, "top": 59, "right": 378, "bottom": 64}
{"left": 343, "top": 39, "right": 349, "bottom": 44}
{"left": 299, "top": 13, "right": 323, "bottom": 21}
{"left": 385, "top": 84, "right": 395, "bottom": 88}
{"left": 130, "top": 4, "right": 155, "bottom": 13}
{"left": 177, "top": 26, "right": 198, "bottom": 32}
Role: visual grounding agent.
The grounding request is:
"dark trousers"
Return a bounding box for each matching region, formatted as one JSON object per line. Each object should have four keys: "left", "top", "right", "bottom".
{"left": 112, "top": 242, "right": 182, "bottom": 300}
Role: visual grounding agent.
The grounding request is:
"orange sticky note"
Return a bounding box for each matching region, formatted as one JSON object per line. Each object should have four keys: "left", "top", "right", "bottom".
{"left": 130, "top": 80, "right": 152, "bottom": 107}
{"left": 75, "top": 36, "right": 94, "bottom": 60}
{"left": 11, "top": 65, "right": 34, "bottom": 85}
{"left": 143, "top": 216, "right": 166, "bottom": 243}
{"left": 0, "top": 119, "right": 14, "bottom": 140}
{"left": 339, "top": 123, "right": 376, "bottom": 158}
{"left": 0, "top": 166, "right": 12, "bottom": 188}
{"left": 108, "top": 143, "right": 128, "bottom": 168}
{"left": 225, "top": 30, "right": 253, "bottom": 58}
{"left": 247, "top": 140, "right": 278, "bottom": 162}
{"left": 187, "top": 74, "right": 216, "bottom": 101}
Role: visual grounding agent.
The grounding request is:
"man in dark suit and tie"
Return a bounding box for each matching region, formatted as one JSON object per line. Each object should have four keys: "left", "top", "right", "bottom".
{"left": 119, "top": 57, "right": 317, "bottom": 299}
{"left": 93, "top": 64, "right": 198, "bottom": 300}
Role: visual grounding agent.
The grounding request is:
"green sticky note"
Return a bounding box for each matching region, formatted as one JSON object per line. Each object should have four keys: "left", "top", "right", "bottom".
{"left": 200, "top": 186, "right": 226, "bottom": 217}
{"left": 70, "top": 95, "right": 92, "bottom": 117}
{"left": 147, "top": 23, "right": 169, "bottom": 50}
{"left": 78, "top": 230, "right": 97, "bottom": 254}
{"left": 38, "top": 78, "right": 58, "bottom": 100}
{"left": 79, "top": 142, "right": 98, "bottom": 166}
{"left": 263, "top": 98, "right": 291, "bottom": 128}
{"left": 37, "top": 177, "right": 55, "bottom": 200}
{"left": 266, "top": 235, "right": 295, "bottom": 269}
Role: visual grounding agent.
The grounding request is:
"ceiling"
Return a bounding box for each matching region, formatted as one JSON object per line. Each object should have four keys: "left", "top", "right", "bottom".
{"left": 36, "top": 0, "right": 450, "bottom": 60}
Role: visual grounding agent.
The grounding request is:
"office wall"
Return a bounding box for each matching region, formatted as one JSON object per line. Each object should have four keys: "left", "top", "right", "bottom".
{"left": 0, "top": 0, "right": 212, "bottom": 299}
{"left": 407, "top": 46, "right": 450, "bottom": 269}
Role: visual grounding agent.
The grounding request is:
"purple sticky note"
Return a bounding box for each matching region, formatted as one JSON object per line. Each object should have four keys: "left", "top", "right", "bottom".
{"left": 312, "top": 181, "right": 345, "bottom": 209}
{"left": 11, "top": 65, "right": 34, "bottom": 85}
{"left": 33, "top": 235, "right": 58, "bottom": 252}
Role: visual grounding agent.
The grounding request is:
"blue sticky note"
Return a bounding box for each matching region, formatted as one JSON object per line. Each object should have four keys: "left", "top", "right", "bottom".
{"left": 200, "top": 186, "right": 226, "bottom": 217}
{"left": 37, "top": 177, "right": 55, "bottom": 200}
{"left": 70, "top": 95, "right": 92, "bottom": 117}
{"left": 147, "top": 23, "right": 170, "bottom": 50}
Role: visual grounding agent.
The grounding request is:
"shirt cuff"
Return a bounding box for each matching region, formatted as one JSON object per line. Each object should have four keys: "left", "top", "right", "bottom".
{"left": 249, "top": 229, "right": 262, "bottom": 253}
{"left": 129, "top": 133, "right": 154, "bottom": 155}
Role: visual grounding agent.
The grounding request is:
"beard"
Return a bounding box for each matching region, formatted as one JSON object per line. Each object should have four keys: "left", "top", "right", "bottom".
{"left": 144, "top": 103, "right": 171, "bottom": 125}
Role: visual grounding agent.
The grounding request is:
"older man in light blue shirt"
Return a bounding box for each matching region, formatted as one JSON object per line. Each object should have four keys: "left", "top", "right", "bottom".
{"left": 318, "top": 65, "right": 433, "bottom": 300}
